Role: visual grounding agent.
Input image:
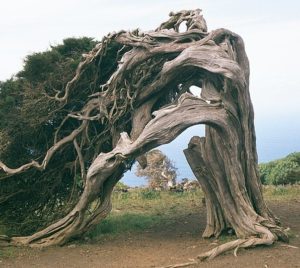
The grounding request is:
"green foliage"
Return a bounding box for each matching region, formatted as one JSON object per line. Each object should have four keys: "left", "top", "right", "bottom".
{"left": 18, "top": 37, "right": 96, "bottom": 84}
{"left": 19, "top": 50, "right": 61, "bottom": 83}
{"left": 259, "top": 152, "right": 300, "bottom": 185}
{"left": 0, "top": 34, "right": 129, "bottom": 236}
{"left": 0, "top": 37, "right": 98, "bottom": 235}
{"left": 0, "top": 79, "right": 22, "bottom": 129}
{"left": 54, "top": 37, "right": 96, "bottom": 57}
{"left": 258, "top": 162, "right": 276, "bottom": 184}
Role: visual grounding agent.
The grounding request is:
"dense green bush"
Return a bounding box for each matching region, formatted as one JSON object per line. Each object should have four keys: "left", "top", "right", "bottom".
{"left": 0, "top": 37, "right": 99, "bottom": 235}
{"left": 259, "top": 152, "right": 300, "bottom": 185}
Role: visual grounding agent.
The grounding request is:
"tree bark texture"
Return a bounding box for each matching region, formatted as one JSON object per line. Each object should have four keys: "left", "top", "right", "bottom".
{"left": 0, "top": 9, "right": 287, "bottom": 258}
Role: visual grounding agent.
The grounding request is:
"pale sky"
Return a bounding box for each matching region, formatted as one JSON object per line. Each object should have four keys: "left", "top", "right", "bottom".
{"left": 1, "top": 0, "right": 300, "bottom": 118}
{"left": 1, "top": 0, "right": 300, "bottom": 175}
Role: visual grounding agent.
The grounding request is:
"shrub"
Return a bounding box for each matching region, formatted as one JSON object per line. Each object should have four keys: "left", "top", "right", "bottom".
{"left": 259, "top": 152, "right": 300, "bottom": 185}
{"left": 0, "top": 37, "right": 98, "bottom": 236}
{"left": 114, "top": 181, "right": 129, "bottom": 192}
{"left": 259, "top": 162, "right": 276, "bottom": 184}
{"left": 140, "top": 189, "right": 161, "bottom": 200}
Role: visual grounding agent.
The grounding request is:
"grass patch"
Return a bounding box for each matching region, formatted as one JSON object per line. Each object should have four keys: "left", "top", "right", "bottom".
{"left": 0, "top": 247, "right": 16, "bottom": 259}
{"left": 88, "top": 213, "right": 160, "bottom": 240}
{"left": 263, "top": 184, "right": 300, "bottom": 201}
{"left": 112, "top": 189, "right": 204, "bottom": 213}
{"left": 87, "top": 189, "right": 204, "bottom": 240}
{"left": 217, "top": 233, "right": 236, "bottom": 243}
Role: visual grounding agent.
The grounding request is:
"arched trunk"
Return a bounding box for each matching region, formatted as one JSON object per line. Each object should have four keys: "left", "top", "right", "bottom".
{"left": 12, "top": 93, "right": 228, "bottom": 247}
{"left": 0, "top": 9, "right": 288, "bottom": 261}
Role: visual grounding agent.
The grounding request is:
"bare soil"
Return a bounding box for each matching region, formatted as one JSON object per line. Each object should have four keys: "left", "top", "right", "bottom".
{"left": 1, "top": 200, "right": 300, "bottom": 268}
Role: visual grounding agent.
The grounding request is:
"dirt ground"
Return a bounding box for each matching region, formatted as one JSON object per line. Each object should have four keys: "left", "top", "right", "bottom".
{"left": 1, "top": 201, "right": 300, "bottom": 268}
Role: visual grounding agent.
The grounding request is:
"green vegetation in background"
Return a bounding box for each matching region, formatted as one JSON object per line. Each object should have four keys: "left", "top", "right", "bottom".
{"left": 259, "top": 152, "right": 300, "bottom": 185}
{"left": 114, "top": 181, "right": 129, "bottom": 192}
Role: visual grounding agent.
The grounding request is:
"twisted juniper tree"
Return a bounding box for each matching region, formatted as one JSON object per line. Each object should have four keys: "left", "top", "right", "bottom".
{"left": 0, "top": 9, "right": 288, "bottom": 260}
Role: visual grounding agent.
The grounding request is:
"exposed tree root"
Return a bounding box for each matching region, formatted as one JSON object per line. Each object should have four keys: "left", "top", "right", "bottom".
{"left": 157, "top": 259, "right": 197, "bottom": 268}
{"left": 280, "top": 244, "right": 299, "bottom": 249}
{"left": 198, "top": 237, "right": 275, "bottom": 261}
{"left": 158, "top": 221, "right": 289, "bottom": 266}
{"left": 158, "top": 233, "right": 286, "bottom": 267}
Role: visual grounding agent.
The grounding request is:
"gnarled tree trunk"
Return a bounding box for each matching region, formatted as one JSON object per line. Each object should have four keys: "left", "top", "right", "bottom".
{"left": 1, "top": 9, "right": 288, "bottom": 260}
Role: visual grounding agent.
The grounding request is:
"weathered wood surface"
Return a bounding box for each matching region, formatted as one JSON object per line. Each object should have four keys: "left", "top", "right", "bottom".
{"left": 0, "top": 9, "right": 287, "bottom": 260}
